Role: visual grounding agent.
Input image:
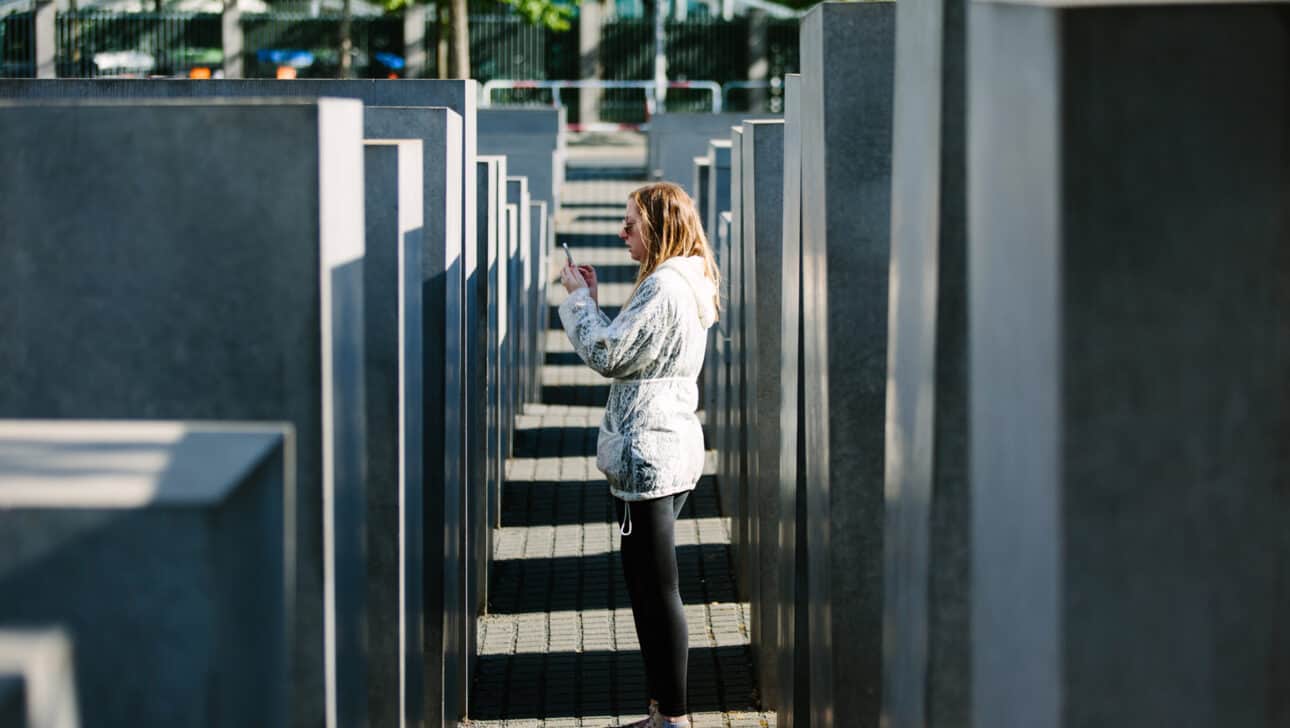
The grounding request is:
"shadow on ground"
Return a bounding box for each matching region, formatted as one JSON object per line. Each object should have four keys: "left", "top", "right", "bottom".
{"left": 471, "top": 646, "right": 760, "bottom": 721}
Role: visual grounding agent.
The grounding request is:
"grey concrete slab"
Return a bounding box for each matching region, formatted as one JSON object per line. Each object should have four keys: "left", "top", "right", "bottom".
{"left": 705, "top": 141, "right": 733, "bottom": 470}
{"left": 0, "top": 422, "right": 293, "bottom": 727}
{"left": 362, "top": 139, "right": 425, "bottom": 728}
{"left": 646, "top": 112, "right": 779, "bottom": 196}
{"left": 774, "top": 73, "right": 810, "bottom": 728}
{"left": 470, "top": 156, "right": 492, "bottom": 642}
{"left": 0, "top": 98, "right": 365, "bottom": 728}
{"left": 726, "top": 125, "right": 749, "bottom": 606}
{"left": 507, "top": 178, "right": 533, "bottom": 417}
{"left": 713, "top": 209, "right": 735, "bottom": 529}
{"left": 740, "top": 119, "right": 785, "bottom": 710}
{"left": 0, "top": 676, "right": 22, "bottom": 727}
{"left": 881, "top": 0, "right": 969, "bottom": 725}
{"left": 476, "top": 156, "right": 509, "bottom": 627}
{"left": 799, "top": 4, "right": 897, "bottom": 726}
{"left": 528, "top": 200, "right": 550, "bottom": 404}
{"left": 503, "top": 202, "right": 518, "bottom": 468}
{"left": 705, "top": 140, "right": 734, "bottom": 254}
{"left": 693, "top": 156, "right": 714, "bottom": 425}
{"left": 479, "top": 107, "right": 565, "bottom": 212}
{"left": 0, "top": 629, "right": 78, "bottom": 728}
{"left": 968, "top": 4, "right": 1290, "bottom": 726}
{"left": 505, "top": 177, "right": 531, "bottom": 473}
{"left": 363, "top": 105, "right": 468, "bottom": 728}
{"left": 0, "top": 96, "right": 480, "bottom": 702}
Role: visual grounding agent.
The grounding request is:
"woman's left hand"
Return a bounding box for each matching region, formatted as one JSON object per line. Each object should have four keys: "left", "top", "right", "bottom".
{"left": 561, "top": 265, "right": 588, "bottom": 294}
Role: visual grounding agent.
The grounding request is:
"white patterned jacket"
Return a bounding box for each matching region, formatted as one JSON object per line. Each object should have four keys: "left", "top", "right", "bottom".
{"left": 558, "top": 255, "right": 718, "bottom": 501}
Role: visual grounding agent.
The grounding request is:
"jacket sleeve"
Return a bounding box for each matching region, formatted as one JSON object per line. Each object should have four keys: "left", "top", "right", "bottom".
{"left": 558, "top": 276, "right": 672, "bottom": 380}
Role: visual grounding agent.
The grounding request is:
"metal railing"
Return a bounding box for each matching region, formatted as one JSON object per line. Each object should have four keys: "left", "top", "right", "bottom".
{"left": 481, "top": 78, "right": 723, "bottom": 120}
{"left": 2, "top": 9, "right": 798, "bottom": 90}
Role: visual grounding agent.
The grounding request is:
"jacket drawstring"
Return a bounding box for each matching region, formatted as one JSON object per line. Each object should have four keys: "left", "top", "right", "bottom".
{"left": 620, "top": 501, "right": 633, "bottom": 536}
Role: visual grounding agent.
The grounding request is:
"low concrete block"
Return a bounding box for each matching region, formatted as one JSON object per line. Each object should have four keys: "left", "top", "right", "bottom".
{"left": 0, "top": 98, "right": 365, "bottom": 728}
{"left": 647, "top": 112, "right": 778, "bottom": 195}
{"left": 479, "top": 108, "right": 564, "bottom": 213}
{"left": 799, "top": 4, "right": 896, "bottom": 726}
{"left": 0, "top": 628, "right": 78, "bottom": 728}
{"left": 0, "top": 422, "right": 293, "bottom": 727}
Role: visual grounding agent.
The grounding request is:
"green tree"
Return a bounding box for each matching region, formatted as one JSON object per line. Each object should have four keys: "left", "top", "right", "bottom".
{"left": 380, "top": 0, "right": 576, "bottom": 79}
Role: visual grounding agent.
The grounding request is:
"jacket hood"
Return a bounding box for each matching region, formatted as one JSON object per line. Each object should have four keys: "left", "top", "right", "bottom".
{"left": 656, "top": 255, "right": 718, "bottom": 329}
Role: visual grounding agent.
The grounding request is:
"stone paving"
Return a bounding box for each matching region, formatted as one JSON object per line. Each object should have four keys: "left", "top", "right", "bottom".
{"left": 467, "top": 161, "right": 774, "bottom": 728}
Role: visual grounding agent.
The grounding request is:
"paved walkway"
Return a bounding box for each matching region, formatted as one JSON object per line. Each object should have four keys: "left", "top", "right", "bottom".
{"left": 468, "top": 157, "right": 774, "bottom": 728}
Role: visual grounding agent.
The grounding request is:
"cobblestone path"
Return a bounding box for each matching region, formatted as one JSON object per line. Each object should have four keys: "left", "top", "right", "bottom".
{"left": 467, "top": 162, "right": 774, "bottom": 728}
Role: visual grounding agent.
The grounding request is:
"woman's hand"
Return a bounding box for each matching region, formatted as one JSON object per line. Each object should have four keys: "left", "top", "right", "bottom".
{"left": 561, "top": 264, "right": 588, "bottom": 294}
{"left": 575, "top": 264, "right": 599, "bottom": 304}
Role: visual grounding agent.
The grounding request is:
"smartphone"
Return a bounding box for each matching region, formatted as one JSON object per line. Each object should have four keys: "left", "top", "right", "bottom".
{"left": 561, "top": 242, "right": 575, "bottom": 267}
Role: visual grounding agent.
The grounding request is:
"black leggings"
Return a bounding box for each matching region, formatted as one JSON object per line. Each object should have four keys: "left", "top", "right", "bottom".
{"left": 615, "top": 492, "right": 689, "bottom": 717}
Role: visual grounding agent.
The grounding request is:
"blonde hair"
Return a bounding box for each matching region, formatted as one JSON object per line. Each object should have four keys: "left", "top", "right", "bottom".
{"left": 627, "top": 182, "right": 721, "bottom": 317}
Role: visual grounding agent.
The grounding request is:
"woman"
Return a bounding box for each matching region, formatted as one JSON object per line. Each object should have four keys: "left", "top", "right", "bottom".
{"left": 558, "top": 182, "right": 720, "bottom": 728}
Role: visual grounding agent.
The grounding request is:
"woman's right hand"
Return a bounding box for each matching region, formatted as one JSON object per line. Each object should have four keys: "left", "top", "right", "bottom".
{"left": 575, "top": 264, "right": 599, "bottom": 304}
{"left": 560, "top": 264, "right": 588, "bottom": 294}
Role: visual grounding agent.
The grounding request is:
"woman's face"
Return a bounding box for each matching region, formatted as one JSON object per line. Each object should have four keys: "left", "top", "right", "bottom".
{"left": 621, "top": 199, "right": 647, "bottom": 262}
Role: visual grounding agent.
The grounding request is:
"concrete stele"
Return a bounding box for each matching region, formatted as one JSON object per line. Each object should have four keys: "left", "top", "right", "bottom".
{"left": 739, "top": 118, "right": 785, "bottom": 711}
{"left": 0, "top": 98, "right": 365, "bottom": 728}
{"left": 799, "top": 4, "right": 897, "bottom": 726}
{"left": 362, "top": 138, "right": 425, "bottom": 728}
{"left": 0, "top": 628, "right": 79, "bottom": 728}
{"left": 881, "top": 0, "right": 970, "bottom": 724}
{"left": 775, "top": 73, "right": 811, "bottom": 728}
{"left": 968, "top": 3, "right": 1290, "bottom": 725}
{"left": 363, "top": 105, "right": 467, "bottom": 728}
{"left": 0, "top": 421, "right": 293, "bottom": 727}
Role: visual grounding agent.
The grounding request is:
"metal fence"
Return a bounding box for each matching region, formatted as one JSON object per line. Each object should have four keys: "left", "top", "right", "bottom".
{"left": 55, "top": 11, "right": 221, "bottom": 77}
{"left": 1, "top": 8, "right": 798, "bottom": 103}
{"left": 0, "top": 8, "right": 35, "bottom": 77}
{"left": 241, "top": 12, "right": 402, "bottom": 78}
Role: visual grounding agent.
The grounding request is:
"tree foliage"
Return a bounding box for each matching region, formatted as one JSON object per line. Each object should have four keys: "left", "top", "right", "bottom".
{"left": 380, "top": 0, "right": 576, "bottom": 32}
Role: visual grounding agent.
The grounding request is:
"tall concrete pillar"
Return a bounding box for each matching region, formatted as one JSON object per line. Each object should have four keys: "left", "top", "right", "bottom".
{"left": 740, "top": 119, "right": 785, "bottom": 710}
{"left": 745, "top": 10, "right": 769, "bottom": 112}
{"left": 578, "top": 0, "right": 603, "bottom": 126}
{"left": 774, "top": 73, "right": 809, "bottom": 728}
{"left": 881, "top": 0, "right": 969, "bottom": 724}
{"left": 799, "top": 3, "right": 896, "bottom": 727}
{"left": 403, "top": 5, "right": 428, "bottom": 79}
{"left": 221, "top": 0, "right": 243, "bottom": 78}
{"left": 968, "top": 3, "right": 1290, "bottom": 726}
{"left": 725, "top": 124, "right": 747, "bottom": 602}
{"left": 34, "top": 0, "right": 55, "bottom": 79}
